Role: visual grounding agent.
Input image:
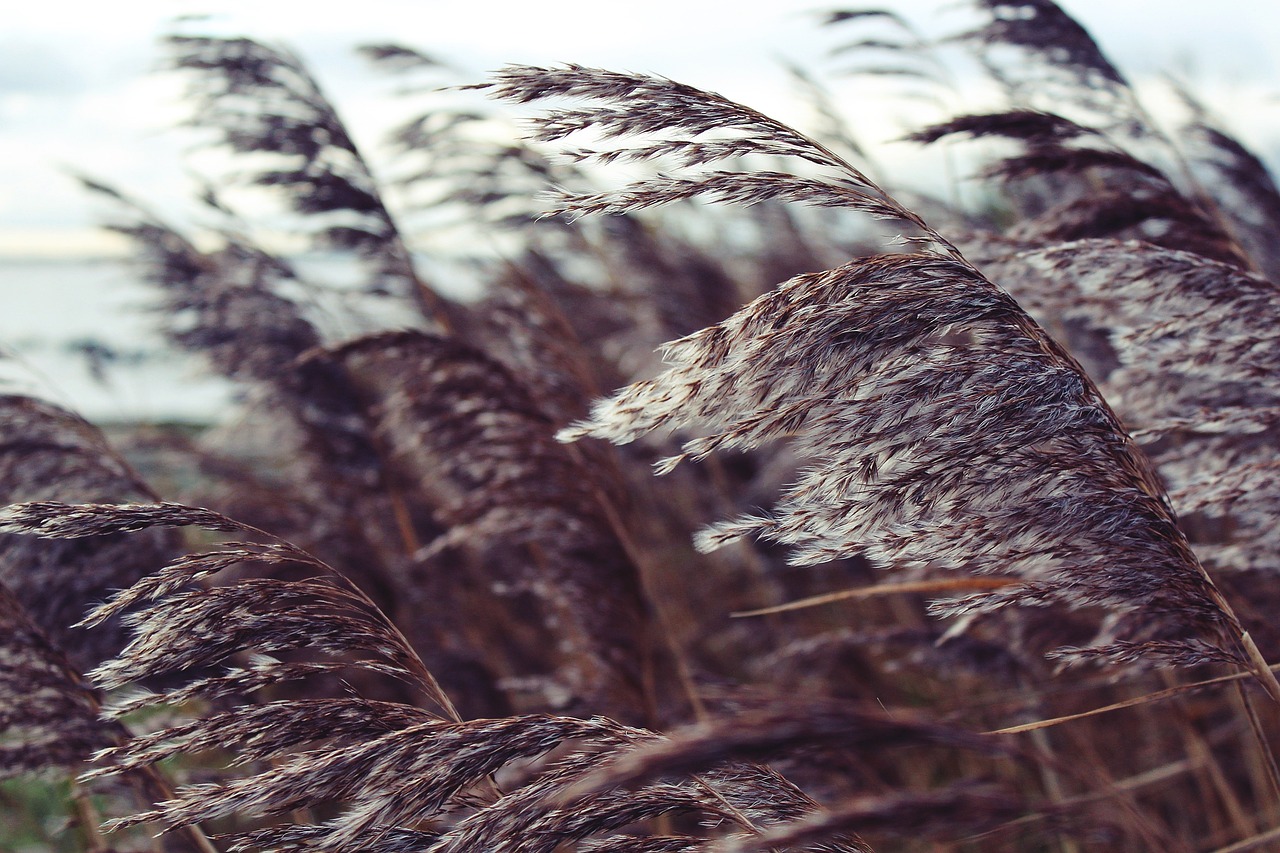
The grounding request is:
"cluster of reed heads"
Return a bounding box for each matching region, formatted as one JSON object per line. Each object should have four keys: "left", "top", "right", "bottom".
{"left": 4, "top": 2, "right": 1280, "bottom": 851}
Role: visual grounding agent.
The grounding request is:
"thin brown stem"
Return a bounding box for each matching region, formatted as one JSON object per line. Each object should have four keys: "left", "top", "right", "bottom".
{"left": 70, "top": 778, "right": 108, "bottom": 853}
{"left": 1232, "top": 681, "right": 1280, "bottom": 817}
{"left": 987, "top": 664, "right": 1280, "bottom": 735}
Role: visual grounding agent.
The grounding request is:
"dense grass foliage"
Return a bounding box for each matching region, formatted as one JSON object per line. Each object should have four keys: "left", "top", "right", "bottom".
{"left": 3, "top": 3, "right": 1280, "bottom": 851}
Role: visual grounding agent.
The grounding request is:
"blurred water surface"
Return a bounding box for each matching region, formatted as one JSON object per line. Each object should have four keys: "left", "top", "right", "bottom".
{"left": 0, "top": 257, "right": 234, "bottom": 423}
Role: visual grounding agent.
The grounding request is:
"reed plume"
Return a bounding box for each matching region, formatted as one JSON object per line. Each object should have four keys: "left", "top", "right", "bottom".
{"left": 980, "top": 239, "right": 1280, "bottom": 578}
{"left": 167, "top": 34, "right": 452, "bottom": 328}
{"left": 0, "top": 583, "right": 115, "bottom": 778}
{"left": 1176, "top": 88, "right": 1280, "bottom": 282}
{"left": 0, "top": 501, "right": 883, "bottom": 853}
{"left": 326, "top": 330, "right": 653, "bottom": 720}
{"left": 483, "top": 64, "right": 1264, "bottom": 678}
{"left": 911, "top": 110, "right": 1248, "bottom": 266}
{"left": 0, "top": 395, "right": 176, "bottom": 670}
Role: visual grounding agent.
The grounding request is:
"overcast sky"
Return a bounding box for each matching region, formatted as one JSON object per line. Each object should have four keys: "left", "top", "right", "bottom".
{"left": 1, "top": 1, "right": 1277, "bottom": 257}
